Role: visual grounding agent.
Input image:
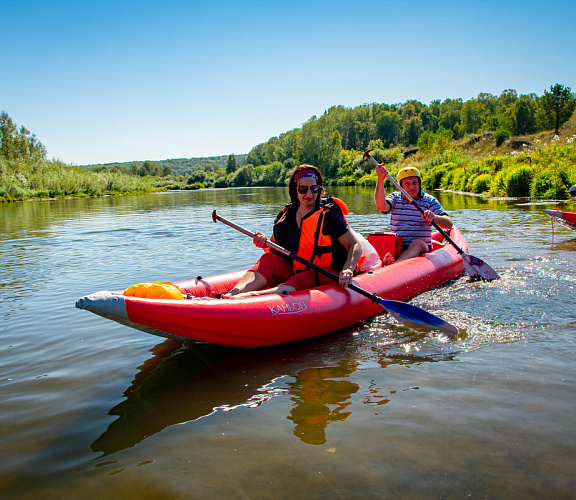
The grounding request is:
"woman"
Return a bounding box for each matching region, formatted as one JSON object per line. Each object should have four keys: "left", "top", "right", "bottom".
{"left": 225, "top": 164, "right": 362, "bottom": 298}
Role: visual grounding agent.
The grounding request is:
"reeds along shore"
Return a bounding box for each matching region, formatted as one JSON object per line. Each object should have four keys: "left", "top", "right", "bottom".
{"left": 0, "top": 159, "right": 162, "bottom": 202}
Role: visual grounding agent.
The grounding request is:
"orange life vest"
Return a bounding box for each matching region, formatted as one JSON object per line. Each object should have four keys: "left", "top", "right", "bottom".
{"left": 274, "top": 197, "right": 349, "bottom": 273}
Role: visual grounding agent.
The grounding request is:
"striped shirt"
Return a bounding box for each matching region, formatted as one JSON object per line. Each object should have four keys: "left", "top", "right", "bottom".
{"left": 382, "top": 191, "right": 448, "bottom": 245}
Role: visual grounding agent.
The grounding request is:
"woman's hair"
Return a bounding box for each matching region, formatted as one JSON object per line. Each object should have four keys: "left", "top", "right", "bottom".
{"left": 288, "top": 164, "right": 325, "bottom": 209}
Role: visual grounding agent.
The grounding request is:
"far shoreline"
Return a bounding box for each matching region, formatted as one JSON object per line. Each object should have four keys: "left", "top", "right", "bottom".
{"left": 5, "top": 185, "right": 574, "bottom": 206}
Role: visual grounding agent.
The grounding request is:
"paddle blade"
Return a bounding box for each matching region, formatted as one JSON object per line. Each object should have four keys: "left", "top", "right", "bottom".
{"left": 462, "top": 253, "right": 500, "bottom": 281}
{"left": 378, "top": 298, "right": 458, "bottom": 338}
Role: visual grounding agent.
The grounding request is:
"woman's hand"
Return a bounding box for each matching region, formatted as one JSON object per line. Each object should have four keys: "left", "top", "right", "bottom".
{"left": 252, "top": 231, "right": 268, "bottom": 248}
{"left": 337, "top": 230, "right": 362, "bottom": 288}
{"left": 339, "top": 268, "right": 354, "bottom": 287}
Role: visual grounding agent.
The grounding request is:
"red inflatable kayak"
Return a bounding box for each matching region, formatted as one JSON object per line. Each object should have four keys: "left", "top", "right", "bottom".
{"left": 545, "top": 209, "right": 576, "bottom": 231}
{"left": 76, "top": 228, "right": 467, "bottom": 347}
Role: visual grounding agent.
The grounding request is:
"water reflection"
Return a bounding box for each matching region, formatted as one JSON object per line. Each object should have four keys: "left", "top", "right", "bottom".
{"left": 91, "top": 332, "right": 355, "bottom": 456}
{"left": 91, "top": 320, "right": 472, "bottom": 458}
{"left": 286, "top": 360, "right": 359, "bottom": 445}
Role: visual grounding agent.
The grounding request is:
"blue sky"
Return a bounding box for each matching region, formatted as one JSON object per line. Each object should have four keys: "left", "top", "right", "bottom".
{"left": 2, "top": 0, "right": 575, "bottom": 165}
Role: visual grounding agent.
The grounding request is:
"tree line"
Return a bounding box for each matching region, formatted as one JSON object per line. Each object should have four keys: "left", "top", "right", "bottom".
{"left": 86, "top": 154, "right": 248, "bottom": 178}
{"left": 239, "top": 84, "right": 575, "bottom": 184}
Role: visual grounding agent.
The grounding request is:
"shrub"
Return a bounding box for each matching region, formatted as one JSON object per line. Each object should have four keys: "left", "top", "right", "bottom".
{"left": 418, "top": 129, "right": 453, "bottom": 155}
{"left": 495, "top": 128, "right": 510, "bottom": 147}
{"left": 465, "top": 173, "right": 478, "bottom": 192}
{"left": 530, "top": 170, "right": 569, "bottom": 199}
{"left": 424, "top": 165, "right": 446, "bottom": 190}
{"left": 506, "top": 165, "right": 533, "bottom": 197}
{"left": 183, "top": 183, "right": 204, "bottom": 190}
{"left": 482, "top": 156, "right": 505, "bottom": 171}
{"left": 336, "top": 175, "right": 355, "bottom": 186}
{"left": 436, "top": 167, "right": 467, "bottom": 191}
{"left": 471, "top": 173, "right": 492, "bottom": 193}
{"left": 187, "top": 171, "right": 207, "bottom": 184}
{"left": 490, "top": 170, "right": 507, "bottom": 196}
{"left": 357, "top": 172, "right": 377, "bottom": 186}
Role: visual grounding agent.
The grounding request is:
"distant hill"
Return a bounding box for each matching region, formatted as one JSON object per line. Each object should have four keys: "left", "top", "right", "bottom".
{"left": 82, "top": 154, "right": 247, "bottom": 177}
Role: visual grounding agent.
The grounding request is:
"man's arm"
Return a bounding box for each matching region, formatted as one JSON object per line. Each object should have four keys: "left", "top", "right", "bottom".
{"left": 374, "top": 164, "right": 391, "bottom": 212}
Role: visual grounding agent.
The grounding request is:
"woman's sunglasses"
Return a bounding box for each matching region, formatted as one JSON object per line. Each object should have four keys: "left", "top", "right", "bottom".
{"left": 297, "top": 185, "right": 320, "bottom": 194}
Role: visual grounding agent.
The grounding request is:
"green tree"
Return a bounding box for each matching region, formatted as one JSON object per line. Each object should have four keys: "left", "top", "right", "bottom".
{"left": 292, "top": 129, "right": 303, "bottom": 164}
{"left": 301, "top": 115, "right": 342, "bottom": 178}
{"left": 188, "top": 168, "right": 207, "bottom": 184}
{"left": 494, "top": 89, "right": 519, "bottom": 132}
{"left": 0, "top": 111, "right": 46, "bottom": 161}
{"left": 139, "top": 160, "right": 157, "bottom": 176}
{"left": 246, "top": 144, "right": 265, "bottom": 166}
{"left": 231, "top": 165, "right": 254, "bottom": 186}
{"left": 477, "top": 92, "right": 497, "bottom": 115}
{"left": 376, "top": 111, "right": 401, "bottom": 147}
{"left": 497, "top": 89, "right": 518, "bottom": 110}
{"left": 419, "top": 107, "right": 438, "bottom": 133}
{"left": 438, "top": 98, "right": 463, "bottom": 138}
{"left": 401, "top": 102, "right": 417, "bottom": 119}
{"left": 513, "top": 96, "right": 538, "bottom": 135}
{"left": 460, "top": 100, "right": 485, "bottom": 134}
{"left": 259, "top": 161, "right": 286, "bottom": 186}
{"left": 226, "top": 153, "right": 239, "bottom": 174}
{"left": 263, "top": 139, "right": 278, "bottom": 164}
{"left": 539, "top": 83, "right": 576, "bottom": 135}
{"left": 401, "top": 115, "right": 423, "bottom": 146}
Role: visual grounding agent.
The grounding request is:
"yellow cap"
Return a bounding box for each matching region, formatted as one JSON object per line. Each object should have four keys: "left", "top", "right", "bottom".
{"left": 397, "top": 167, "right": 421, "bottom": 183}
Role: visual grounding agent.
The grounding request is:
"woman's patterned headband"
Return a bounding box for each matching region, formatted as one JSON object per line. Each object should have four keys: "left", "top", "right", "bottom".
{"left": 294, "top": 169, "right": 318, "bottom": 182}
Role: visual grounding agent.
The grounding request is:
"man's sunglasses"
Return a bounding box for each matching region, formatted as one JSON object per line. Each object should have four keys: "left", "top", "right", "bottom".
{"left": 297, "top": 185, "right": 320, "bottom": 194}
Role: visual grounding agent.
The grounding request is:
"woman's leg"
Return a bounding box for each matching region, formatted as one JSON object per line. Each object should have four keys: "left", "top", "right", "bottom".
{"left": 225, "top": 253, "right": 293, "bottom": 296}
{"left": 225, "top": 270, "right": 268, "bottom": 296}
{"left": 229, "top": 267, "right": 342, "bottom": 299}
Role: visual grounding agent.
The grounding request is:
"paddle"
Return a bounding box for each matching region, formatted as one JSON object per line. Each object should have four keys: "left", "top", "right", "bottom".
{"left": 363, "top": 150, "right": 500, "bottom": 281}
{"left": 212, "top": 210, "right": 458, "bottom": 338}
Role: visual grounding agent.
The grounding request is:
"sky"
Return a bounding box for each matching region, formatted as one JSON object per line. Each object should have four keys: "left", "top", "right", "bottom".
{"left": 2, "top": 0, "right": 575, "bottom": 165}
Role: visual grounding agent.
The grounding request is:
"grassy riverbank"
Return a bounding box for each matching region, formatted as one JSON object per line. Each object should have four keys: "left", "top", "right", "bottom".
{"left": 0, "top": 158, "right": 170, "bottom": 202}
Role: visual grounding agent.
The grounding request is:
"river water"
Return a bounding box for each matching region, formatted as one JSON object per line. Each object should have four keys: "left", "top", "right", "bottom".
{"left": 1, "top": 187, "right": 575, "bottom": 499}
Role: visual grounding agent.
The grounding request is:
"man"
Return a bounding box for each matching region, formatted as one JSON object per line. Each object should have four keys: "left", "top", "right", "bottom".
{"left": 374, "top": 164, "right": 452, "bottom": 262}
